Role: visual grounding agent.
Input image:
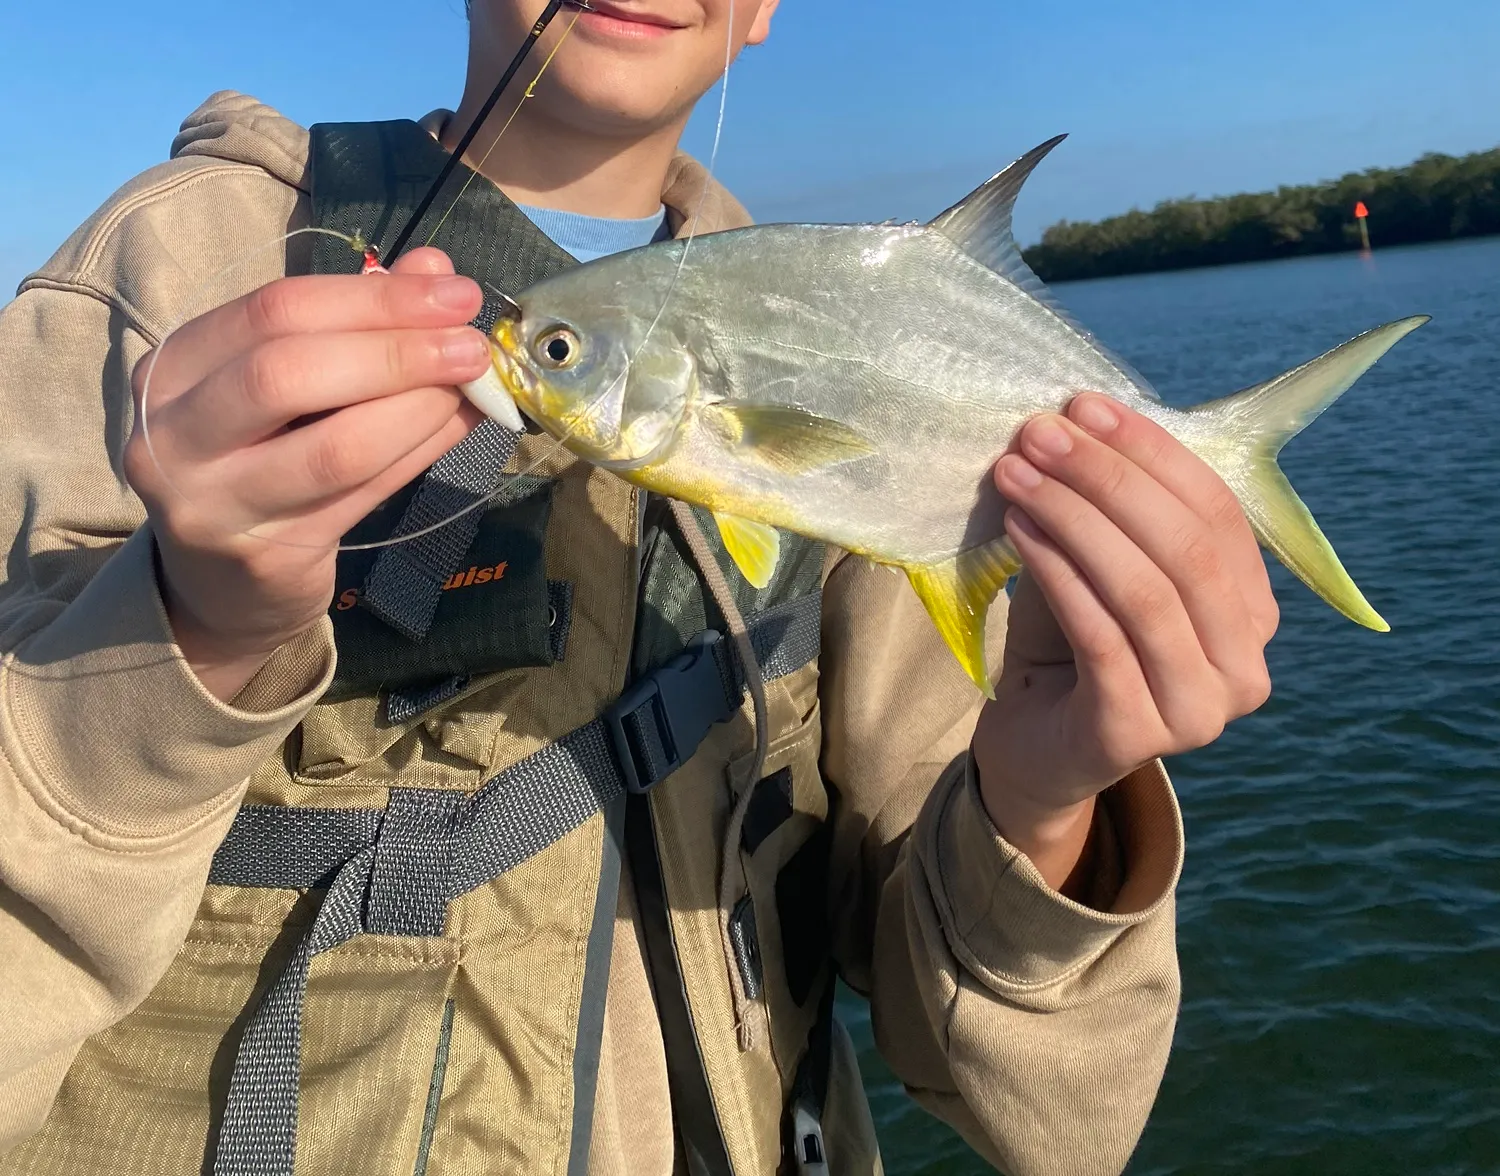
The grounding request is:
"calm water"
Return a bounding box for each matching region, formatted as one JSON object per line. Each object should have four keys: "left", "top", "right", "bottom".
{"left": 842, "top": 237, "right": 1500, "bottom": 1175}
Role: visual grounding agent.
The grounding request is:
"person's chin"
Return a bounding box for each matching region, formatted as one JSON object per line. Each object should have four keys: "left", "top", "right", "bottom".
{"left": 543, "top": 66, "right": 697, "bottom": 136}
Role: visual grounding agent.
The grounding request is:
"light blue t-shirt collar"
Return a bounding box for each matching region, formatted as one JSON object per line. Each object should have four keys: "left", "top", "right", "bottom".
{"left": 515, "top": 202, "right": 671, "bottom": 264}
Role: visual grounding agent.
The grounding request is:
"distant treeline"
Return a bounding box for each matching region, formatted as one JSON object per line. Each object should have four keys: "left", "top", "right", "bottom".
{"left": 1022, "top": 147, "right": 1500, "bottom": 281}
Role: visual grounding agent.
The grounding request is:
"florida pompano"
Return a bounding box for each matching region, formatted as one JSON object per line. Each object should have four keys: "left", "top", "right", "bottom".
{"left": 463, "top": 136, "right": 1427, "bottom": 695}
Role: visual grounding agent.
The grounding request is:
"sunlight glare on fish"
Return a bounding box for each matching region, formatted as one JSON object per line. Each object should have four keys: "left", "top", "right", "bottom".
{"left": 862, "top": 225, "right": 922, "bottom": 269}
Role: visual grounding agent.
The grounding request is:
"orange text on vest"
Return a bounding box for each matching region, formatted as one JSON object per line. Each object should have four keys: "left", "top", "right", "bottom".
{"left": 336, "top": 562, "right": 509, "bottom": 610}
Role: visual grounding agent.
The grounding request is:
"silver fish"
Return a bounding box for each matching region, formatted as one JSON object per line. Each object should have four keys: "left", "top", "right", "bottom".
{"left": 470, "top": 136, "right": 1427, "bottom": 693}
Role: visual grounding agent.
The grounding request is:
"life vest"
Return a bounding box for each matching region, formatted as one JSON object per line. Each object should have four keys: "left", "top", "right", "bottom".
{"left": 7, "top": 120, "right": 870, "bottom": 1176}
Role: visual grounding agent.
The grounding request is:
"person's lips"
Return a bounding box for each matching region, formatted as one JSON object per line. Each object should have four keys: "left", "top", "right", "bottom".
{"left": 577, "top": 1, "right": 689, "bottom": 37}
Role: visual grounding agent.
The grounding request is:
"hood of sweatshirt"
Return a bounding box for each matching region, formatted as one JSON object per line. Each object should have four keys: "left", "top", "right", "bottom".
{"left": 168, "top": 90, "right": 750, "bottom": 235}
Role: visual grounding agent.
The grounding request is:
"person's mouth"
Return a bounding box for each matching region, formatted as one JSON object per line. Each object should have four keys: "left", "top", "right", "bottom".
{"left": 576, "top": 1, "right": 690, "bottom": 38}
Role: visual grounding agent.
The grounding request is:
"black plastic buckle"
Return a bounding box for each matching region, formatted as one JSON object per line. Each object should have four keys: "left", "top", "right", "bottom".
{"left": 605, "top": 631, "right": 734, "bottom": 794}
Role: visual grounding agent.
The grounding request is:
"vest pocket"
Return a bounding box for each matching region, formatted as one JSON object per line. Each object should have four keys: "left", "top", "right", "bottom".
{"left": 729, "top": 699, "right": 833, "bottom": 1082}
{"left": 6, "top": 888, "right": 461, "bottom": 1176}
{"left": 324, "top": 477, "right": 559, "bottom": 701}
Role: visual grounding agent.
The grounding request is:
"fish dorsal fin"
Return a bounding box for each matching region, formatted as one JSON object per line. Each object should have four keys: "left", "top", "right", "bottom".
{"left": 902, "top": 538, "right": 1023, "bottom": 698}
{"left": 713, "top": 511, "right": 781, "bottom": 590}
{"left": 929, "top": 135, "right": 1163, "bottom": 402}
{"left": 929, "top": 134, "right": 1068, "bottom": 303}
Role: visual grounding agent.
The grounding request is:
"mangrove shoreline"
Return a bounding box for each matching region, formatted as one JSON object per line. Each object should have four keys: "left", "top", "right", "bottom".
{"left": 1022, "top": 146, "right": 1500, "bottom": 282}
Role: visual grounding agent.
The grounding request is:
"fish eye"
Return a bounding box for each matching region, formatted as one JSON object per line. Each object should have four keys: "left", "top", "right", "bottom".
{"left": 535, "top": 326, "right": 582, "bottom": 370}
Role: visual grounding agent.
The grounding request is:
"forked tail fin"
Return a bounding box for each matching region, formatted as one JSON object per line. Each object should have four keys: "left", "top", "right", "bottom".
{"left": 1192, "top": 316, "right": 1430, "bottom": 632}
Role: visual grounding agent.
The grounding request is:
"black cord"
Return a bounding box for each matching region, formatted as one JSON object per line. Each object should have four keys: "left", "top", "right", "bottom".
{"left": 382, "top": 0, "right": 589, "bottom": 263}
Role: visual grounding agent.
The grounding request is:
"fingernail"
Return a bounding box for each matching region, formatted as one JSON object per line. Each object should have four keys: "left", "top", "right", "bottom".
{"left": 432, "top": 275, "right": 478, "bottom": 311}
{"left": 1072, "top": 395, "right": 1118, "bottom": 434}
{"left": 1027, "top": 417, "right": 1073, "bottom": 457}
{"left": 442, "top": 329, "right": 489, "bottom": 364}
{"left": 999, "top": 454, "right": 1044, "bottom": 490}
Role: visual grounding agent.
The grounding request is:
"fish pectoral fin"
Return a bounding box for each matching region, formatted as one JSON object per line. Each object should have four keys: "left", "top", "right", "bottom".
{"left": 702, "top": 403, "right": 875, "bottom": 474}
{"left": 904, "top": 539, "right": 1022, "bottom": 698}
{"left": 714, "top": 511, "right": 781, "bottom": 590}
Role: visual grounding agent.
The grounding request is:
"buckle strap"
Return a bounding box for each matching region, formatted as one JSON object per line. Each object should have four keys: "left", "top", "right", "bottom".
{"left": 605, "top": 631, "right": 737, "bottom": 794}
{"left": 214, "top": 845, "right": 376, "bottom": 1176}
{"left": 208, "top": 592, "right": 822, "bottom": 891}
{"left": 207, "top": 591, "right": 821, "bottom": 1176}
{"left": 445, "top": 718, "right": 624, "bottom": 900}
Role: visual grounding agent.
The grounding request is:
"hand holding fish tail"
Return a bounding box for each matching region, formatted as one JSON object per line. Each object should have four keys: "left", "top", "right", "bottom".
{"left": 124, "top": 247, "right": 488, "bottom": 702}
{"left": 973, "top": 393, "right": 1279, "bottom": 893}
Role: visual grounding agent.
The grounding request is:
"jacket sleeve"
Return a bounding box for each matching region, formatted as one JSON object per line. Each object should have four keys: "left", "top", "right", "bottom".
{"left": 0, "top": 268, "right": 334, "bottom": 1150}
{"left": 819, "top": 550, "right": 1184, "bottom": 1176}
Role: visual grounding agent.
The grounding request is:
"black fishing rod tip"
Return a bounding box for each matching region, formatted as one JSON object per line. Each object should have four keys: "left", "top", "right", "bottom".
{"left": 564, "top": 0, "right": 596, "bottom": 10}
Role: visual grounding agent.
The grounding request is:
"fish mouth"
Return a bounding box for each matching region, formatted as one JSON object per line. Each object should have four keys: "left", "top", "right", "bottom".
{"left": 490, "top": 320, "right": 541, "bottom": 416}
{"left": 489, "top": 320, "right": 615, "bottom": 456}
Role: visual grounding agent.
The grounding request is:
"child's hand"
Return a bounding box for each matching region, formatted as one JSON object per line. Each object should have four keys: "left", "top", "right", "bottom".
{"left": 973, "top": 393, "right": 1279, "bottom": 893}
{"left": 123, "top": 248, "right": 488, "bottom": 701}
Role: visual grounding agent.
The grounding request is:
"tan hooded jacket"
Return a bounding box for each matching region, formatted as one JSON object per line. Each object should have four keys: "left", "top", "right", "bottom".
{"left": 0, "top": 94, "right": 1184, "bottom": 1176}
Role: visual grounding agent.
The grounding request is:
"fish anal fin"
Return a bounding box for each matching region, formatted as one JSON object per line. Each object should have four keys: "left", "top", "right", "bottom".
{"left": 702, "top": 403, "right": 875, "bottom": 475}
{"left": 714, "top": 511, "right": 781, "bottom": 590}
{"left": 904, "top": 539, "right": 1022, "bottom": 698}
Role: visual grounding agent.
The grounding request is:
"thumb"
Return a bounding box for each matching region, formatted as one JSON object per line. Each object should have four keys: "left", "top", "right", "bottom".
{"left": 1002, "top": 568, "right": 1076, "bottom": 669}
{"left": 388, "top": 246, "right": 457, "bottom": 276}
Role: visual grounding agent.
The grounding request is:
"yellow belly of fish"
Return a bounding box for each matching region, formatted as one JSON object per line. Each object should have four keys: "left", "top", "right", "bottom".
{"left": 630, "top": 456, "right": 1018, "bottom": 697}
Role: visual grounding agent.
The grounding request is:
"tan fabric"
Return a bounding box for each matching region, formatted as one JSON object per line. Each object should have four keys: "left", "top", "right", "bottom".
{"left": 0, "top": 92, "right": 1186, "bottom": 1175}
{"left": 589, "top": 856, "right": 675, "bottom": 1176}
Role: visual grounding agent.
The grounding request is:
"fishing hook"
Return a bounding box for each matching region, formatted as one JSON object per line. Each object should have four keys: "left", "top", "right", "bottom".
{"left": 484, "top": 283, "right": 525, "bottom": 320}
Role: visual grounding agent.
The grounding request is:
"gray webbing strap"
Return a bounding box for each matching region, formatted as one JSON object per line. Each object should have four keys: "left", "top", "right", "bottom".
{"left": 384, "top": 675, "right": 471, "bottom": 726}
{"left": 358, "top": 414, "right": 520, "bottom": 641}
{"left": 207, "top": 593, "right": 820, "bottom": 1176}
{"left": 213, "top": 846, "right": 375, "bottom": 1176}
{"left": 207, "top": 805, "right": 382, "bottom": 890}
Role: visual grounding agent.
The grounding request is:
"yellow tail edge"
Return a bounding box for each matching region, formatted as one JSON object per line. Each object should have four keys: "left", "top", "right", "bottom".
{"left": 1196, "top": 316, "right": 1429, "bottom": 633}
{"left": 1244, "top": 461, "right": 1389, "bottom": 632}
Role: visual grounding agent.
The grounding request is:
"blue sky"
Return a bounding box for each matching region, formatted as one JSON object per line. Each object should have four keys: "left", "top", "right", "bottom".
{"left": 3, "top": 0, "right": 1498, "bottom": 296}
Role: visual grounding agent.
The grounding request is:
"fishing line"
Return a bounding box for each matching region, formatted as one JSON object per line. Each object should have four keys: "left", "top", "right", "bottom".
{"left": 137, "top": 0, "right": 736, "bottom": 554}
{"left": 442, "top": 0, "right": 736, "bottom": 491}
{"left": 420, "top": 7, "right": 586, "bottom": 251}
{"left": 359, "top": 0, "right": 738, "bottom": 546}
{"left": 385, "top": 0, "right": 589, "bottom": 263}
{"left": 329, "top": 0, "right": 738, "bottom": 550}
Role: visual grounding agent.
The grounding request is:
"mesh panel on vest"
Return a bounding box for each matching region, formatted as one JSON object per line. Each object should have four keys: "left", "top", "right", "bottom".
{"left": 307, "top": 121, "right": 580, "bottom": 643}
